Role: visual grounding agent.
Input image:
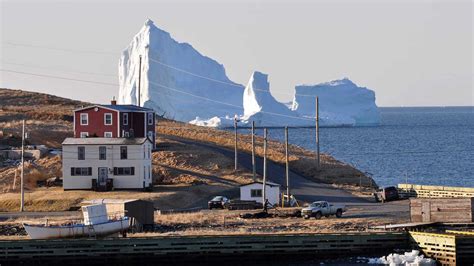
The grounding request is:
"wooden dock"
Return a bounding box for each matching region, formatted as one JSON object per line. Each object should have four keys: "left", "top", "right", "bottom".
{"left": 409, "top": 231, "right": 474, "bottom": 266}
{"left": 398, "top": 183, "right": 474, "bottom": 198}
{"left": 0, "top": 232, "right": 407, "bottom": 265}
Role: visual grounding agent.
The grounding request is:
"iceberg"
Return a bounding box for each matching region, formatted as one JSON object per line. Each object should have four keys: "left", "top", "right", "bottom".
{"left": 119, "top": 19, "right": 380, "bottom": 128}
{"left": 241, "top": 71, "right": 311, "bottom": 127}
{"left": 292, "top": 78, "right": 380, "bottom": 126}
{"left": 118, "top": 19, "right": 244, "bottom": 122}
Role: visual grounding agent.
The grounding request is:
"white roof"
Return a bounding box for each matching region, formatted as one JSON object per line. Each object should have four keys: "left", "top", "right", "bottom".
{"left": 241, "top": 181, "right": 281, "bottom": 188}
{"left": 62, "top": 137, "right": 150, "bottom": 145}
{"left": 82, "top": 199, "right": 140, "bottom": 204}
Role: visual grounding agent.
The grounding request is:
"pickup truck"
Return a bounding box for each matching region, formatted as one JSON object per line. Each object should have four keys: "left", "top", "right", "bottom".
{"left": 301, "top": 201, "right": 346, "bottom": 219}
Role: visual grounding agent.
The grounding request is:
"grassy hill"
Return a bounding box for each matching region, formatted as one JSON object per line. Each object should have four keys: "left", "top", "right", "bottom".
{"left": 0, "top": 87, "right": 376, "bottom": 211}
{"left": 0, "top": 88, "right": 87, "bottom": 147}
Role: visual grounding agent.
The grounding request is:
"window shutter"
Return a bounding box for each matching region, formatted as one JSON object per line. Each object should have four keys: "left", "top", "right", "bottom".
{"left": 131, "top": 167, "right": 135, "bottom": 175}
{"left": 113, "top": 167, "right": 117, "bottom": 175}
{"left": 88, "top": 167, "right": 92, "bottom": 175}
{"left": 71, "top": 168, "right": 74, "bottom": 176}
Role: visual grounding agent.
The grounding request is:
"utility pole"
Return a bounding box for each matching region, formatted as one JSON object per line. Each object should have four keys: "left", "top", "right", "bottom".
{"left": 234, "top": 116, "right": 238, "bottom": 171}
{"left": 262, "top": 128, "right": 268, "bottom": 207}
{"left": 315, "top": 97, "right": 320, "bottom": 169}
{"left": 138, "top": 55, "right": 142, "bottom": 106}
{"left": 251, "top": 121, "right": 256, "bottom": 181}
{"left": 20, "top": 119, "right": 25, "bottom": 212}
{"left": 285, "top": 126, "right": 290, "bottom": 199}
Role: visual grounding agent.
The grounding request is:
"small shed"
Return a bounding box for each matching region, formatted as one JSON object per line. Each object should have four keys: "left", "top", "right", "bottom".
{"left": 82, "top": 199, "right": 155, "bottom": 226}
{"left": 410, "top": 198, "right": 474, "bottom": 223}
{"left": 240, "top": 181, "right": 281, "bottom": 205}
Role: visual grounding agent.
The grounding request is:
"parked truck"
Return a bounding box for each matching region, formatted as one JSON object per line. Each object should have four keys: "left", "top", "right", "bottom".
{"left": 301, "top": 201, "right": 346, "bottom": 219}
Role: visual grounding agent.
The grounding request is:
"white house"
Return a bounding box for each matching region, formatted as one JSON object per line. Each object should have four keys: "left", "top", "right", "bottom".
{"left": 62, "top": 138, "right": 153, "bottom": 190}
{"left": 240, "top": 181, "right": 281, "bottom": 205}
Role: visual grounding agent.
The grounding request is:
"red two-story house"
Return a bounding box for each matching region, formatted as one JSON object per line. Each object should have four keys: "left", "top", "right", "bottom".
{"left": 73, "top": 101, "right": 156, "bottom": 148}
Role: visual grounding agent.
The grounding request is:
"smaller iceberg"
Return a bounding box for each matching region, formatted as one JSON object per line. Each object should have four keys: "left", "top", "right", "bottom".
{"left": 240, "top": 71, "right": 312, "bottom": 127}
{"left": 292, "top": 78, "right": 380, "bottom": 126}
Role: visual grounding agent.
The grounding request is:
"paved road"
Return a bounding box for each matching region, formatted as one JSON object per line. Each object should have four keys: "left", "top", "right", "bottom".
{"left": 170, "top": 136, "right": 370, "bottom": 205}
{"left": 171, "top": 137, "right": 411, "bottom": 219}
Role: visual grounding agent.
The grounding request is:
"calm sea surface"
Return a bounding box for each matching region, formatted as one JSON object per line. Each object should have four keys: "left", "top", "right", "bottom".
{"left": 238, "top": 107, "right": 474, "bottom": 187}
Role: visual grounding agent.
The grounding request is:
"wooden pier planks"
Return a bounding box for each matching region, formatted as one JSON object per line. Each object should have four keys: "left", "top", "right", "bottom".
{"left": 409, "top": 231, "right": 474, "bottom": 266}
{"left": 0, "top": 232, "right": 407, "bottom": 264}
{"left": 399, "top": 183, "right": 474, "bottom": 199}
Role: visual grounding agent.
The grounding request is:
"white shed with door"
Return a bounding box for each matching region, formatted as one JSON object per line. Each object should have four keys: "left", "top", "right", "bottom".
{"left": 240, "top": 181, "right": 281, "bottom": 205}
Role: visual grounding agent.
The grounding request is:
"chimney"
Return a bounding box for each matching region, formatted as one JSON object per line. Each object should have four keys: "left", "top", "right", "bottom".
{"left": 111, "top": 96, "right": 117, "bottom": 105}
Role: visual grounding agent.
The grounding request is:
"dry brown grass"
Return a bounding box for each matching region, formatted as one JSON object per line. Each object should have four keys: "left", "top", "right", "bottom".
{"left": 0, "top": 155, "right": 62, "bottom": 193}
{"left": 0, "top": 88, "right": 375, "bottom": 213}
{"left": 0, "top": 88, "right": 85, "bottom": 147}
{"left": 157, "top": 119, "right": 376, "bottom": 187}
{"left": 140, "top": 206, "right": 408, "bottom": 236}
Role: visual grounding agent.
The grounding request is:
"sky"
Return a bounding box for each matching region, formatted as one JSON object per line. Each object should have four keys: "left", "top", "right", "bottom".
{"left": 0, "top": 0, "right": 472, "bottom": 107}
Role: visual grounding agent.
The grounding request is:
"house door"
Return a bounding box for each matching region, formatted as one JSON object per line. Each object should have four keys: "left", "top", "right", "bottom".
{"left": 422, "top": 202, "right": 431, "bottom": 222}
{"left": 98, "top": 167, "right": 108, "bottom": 190}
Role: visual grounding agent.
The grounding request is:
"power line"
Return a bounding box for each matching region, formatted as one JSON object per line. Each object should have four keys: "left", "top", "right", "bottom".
{"left": 148, "top": 80, "right": 315, "bottom": 122}
{"left": 0, "top": 67, "right": 312, "bottom": 123}
{"left": 1, "top": 61, "right": 116, "bottom": 77}
{"left": 149, "top": 57, "right": 242, "bottom": 88}
{"left": 5, "top": 42, "right": 117, "bottom": 56}
{"left": 0, "top": 69, "right": 118, "bottom": 87}
{"left": 148, "top": 56, "right": 316, "bottom": 98}
{"left": 5, "top": 41, "right": 319, "bottom": 98}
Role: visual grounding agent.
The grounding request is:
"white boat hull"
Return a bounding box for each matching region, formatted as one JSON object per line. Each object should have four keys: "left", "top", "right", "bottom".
{"left": 23, "top": 217, "right": 130, "bottom": 239}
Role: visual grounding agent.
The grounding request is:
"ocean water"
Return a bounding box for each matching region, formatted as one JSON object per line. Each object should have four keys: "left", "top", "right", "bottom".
{"left": 239, "top": 107, "right": 474, "bottom": 188}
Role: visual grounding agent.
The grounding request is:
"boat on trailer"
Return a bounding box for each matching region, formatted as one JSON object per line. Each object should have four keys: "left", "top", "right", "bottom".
{"left": 23, "top": 204, "right": 130, "bottom": 239}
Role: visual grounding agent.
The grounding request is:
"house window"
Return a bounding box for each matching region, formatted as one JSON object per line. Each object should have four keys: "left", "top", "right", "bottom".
{"left": 80, "top": 132, "right": 89, "bottom": 138}
{"left": 120, "top": 146, "right": 127, "bottom": 159}
{"left": 113, "top": 167, "right": 135, "bottom": 176}
{"left": 104, "top": 132, "right": 113, "bottom": 138}
{"left": 123, "top": 113, "right": 129, "bottom": 125}
{"left": 78, "top": 146, "right": 85, "bottom": 160}
{"left": 250, "top": 189, "right": 262, "bottom": 198}
{"left": 99, "top": 146, "right": 106, "bottom": 160}
{"left": 80, "top": 113, "right": 88, "bottom": 125}
{"left": 147, "top": 113, "right": 154, "bottom": 125}
{"left": 104, "top": 113, "right": 112, "bottom": 125}
{"left": 70, "top": 167, "right": 92, "bottom": 176}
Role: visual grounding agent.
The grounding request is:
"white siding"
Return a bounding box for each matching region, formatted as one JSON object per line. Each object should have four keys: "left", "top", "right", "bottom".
{"left": 240, "top": 183, "right": 280, "bottom": 205}
{"left": 62, "top": 141, "right": 153, "bottom": 189}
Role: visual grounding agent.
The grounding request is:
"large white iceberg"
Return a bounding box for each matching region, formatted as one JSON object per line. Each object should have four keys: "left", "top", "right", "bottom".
{"left": 292, "top": 78, "right": 380, "bottom": 126}
{"left": 119, "top": 19, "right": 380, "bottom": 127}
{"left": 118, "top": 19, "right": 244, "bottom": 122}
